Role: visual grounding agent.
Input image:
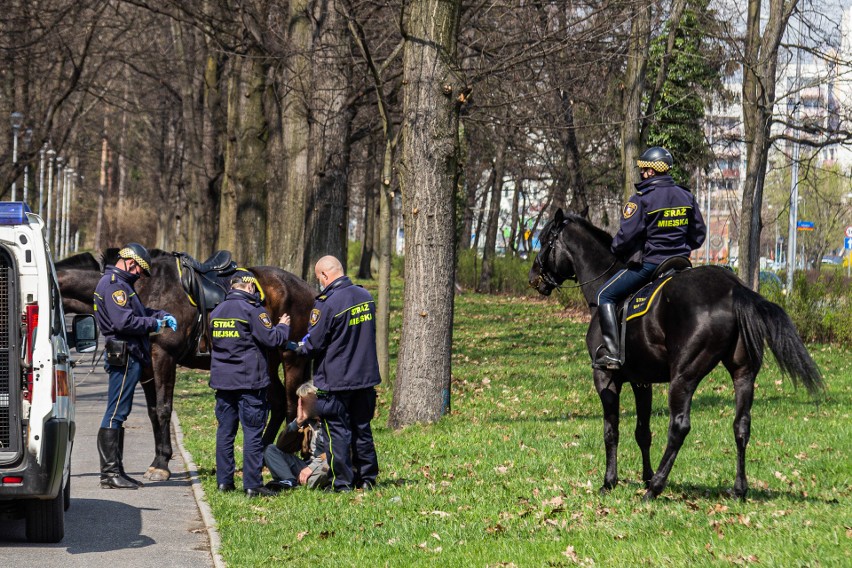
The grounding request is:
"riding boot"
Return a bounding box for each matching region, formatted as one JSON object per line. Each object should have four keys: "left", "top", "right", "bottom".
{"left": 98, "top": 428, "right": 139, "bottom": 489}
{"left": 593, "top": 303, "right": 623, "bottom": 370}
{"left": 117, "top": 427, "right": 144, "bottom": 487}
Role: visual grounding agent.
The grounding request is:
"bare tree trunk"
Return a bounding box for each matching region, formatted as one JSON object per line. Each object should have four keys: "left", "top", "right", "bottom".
{"left": 218, "top": 60, "right": 240, "bottom": 254}
{"left": 302, "top": 1, "right": 353, "bottom": 276}
{"left": 389, "top": 0, "right": 462, "bottom": 428}
{"left": 94, "top": 120, "right": 108, "bottom": 251}
{"left": 739, "top": 0, "right": 797, "bottom": 289}
{"left": 203, "top": 49, "right": 226, "bottom": 254}
{"left": 268, "top": 0, "right": 312, "bottom": 275}
{"left": 560, "top": 92, "right": 588, "bottom": 211}
{"left": 377, "top": 141, "right": 395, "bottom": 383}
{"left": 620, "top": 2, "right": 651, "bottom": 200}
{"left": 358, "top": 139, "right": 379, "bottom": 279}
{"left": 478, "top": 139, "right": 506, "bottom": 292}
{"left": 460, "top": 166, "right": 477, "bottom": 249}
{"left": 508, "top": 177, "right": 521, "bottom": 256}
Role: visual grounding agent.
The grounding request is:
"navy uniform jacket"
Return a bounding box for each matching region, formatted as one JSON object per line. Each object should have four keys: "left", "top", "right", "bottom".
{"left": 612, "top": 174, "right": 706, "bottom": 264}
{"left": 209, "top": 289, "right": 290, "bottom": 390}
{"left": 94, "top": 265, "right": 166, "bottom": 366}
{"left": 295, "top": 276, "right": 380, "bottom": 392}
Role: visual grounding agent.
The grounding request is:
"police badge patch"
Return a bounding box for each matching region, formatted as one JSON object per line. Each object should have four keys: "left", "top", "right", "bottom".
{"left": 623, "top": 202, "right": 638, "bottom": 219}
{"left": 259, "top": 312, "right": 273, "bottom": 328}
{"left": 112, "top": 290, "right": 127, "bottom": 306}
{"left": 310, "top": 308, "right": 321, "bottom": 327}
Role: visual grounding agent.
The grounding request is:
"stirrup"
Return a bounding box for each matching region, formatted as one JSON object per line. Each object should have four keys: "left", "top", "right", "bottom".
{"left": 592, "top": 346, "right": 622, "bottom": 370}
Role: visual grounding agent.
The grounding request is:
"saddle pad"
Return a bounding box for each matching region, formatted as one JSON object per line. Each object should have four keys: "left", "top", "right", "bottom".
{"left": 625, "top": 276, "right": 673, "bottom": 322}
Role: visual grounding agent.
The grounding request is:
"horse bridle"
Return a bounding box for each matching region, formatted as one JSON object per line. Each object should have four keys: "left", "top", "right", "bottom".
{"left": 531, "top": 220, "right": 570, "bottom": 290}
{"left": 531, "top": 219, "right": 616, "bottom": 291}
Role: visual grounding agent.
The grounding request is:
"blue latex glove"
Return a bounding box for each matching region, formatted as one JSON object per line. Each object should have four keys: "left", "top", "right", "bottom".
{"left": 284, "top": 341, "right": 300, "bottom": 351}
{"left": 154, "top": 319, "right": 164, "bottom": 333}
{"left": 163, "top": 314, "right": 178, "bottom": 332}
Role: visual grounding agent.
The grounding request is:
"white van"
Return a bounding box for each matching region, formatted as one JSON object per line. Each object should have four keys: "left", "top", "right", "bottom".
{"left": 0, "top": 202, "right": 97, "bottom": 543}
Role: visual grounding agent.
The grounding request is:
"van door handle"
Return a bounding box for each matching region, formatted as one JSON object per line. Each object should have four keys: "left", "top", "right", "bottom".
{"left": 56, "top": 353, "right": 69, "bottom": 363}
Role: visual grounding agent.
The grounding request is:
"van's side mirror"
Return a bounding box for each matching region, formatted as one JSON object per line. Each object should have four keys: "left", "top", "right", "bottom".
{"left": 69, "top": 315, "right": 98, "bottom": 353}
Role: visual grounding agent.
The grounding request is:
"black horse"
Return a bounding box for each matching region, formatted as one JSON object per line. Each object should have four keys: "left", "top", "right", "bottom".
{"left": 56, "top": 250, "right": 316, "bottom": 481}
{"left": 529, "top": 209, "right": 823, "bottom": 500}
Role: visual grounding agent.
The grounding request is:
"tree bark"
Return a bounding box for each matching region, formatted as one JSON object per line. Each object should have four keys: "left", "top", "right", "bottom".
{"left": 302, "top": 0, "right": 354, "bottom": 277}
{"left": 267, "top": 0, "right": 312, "bottom": 275}
{"left": 357, "top": 139, "right": 379, "bottom": 279}
{"left": 389, "top": 0, "right": 462, "bottom": 428}
{"left": 739, "top": 0, "right": 797, "bottom": 289}
{"left": 478, "top": 138, "right": 506, "bottom": 292}
{"left": 620, "top": 2, "right": 651, "bottom": 200}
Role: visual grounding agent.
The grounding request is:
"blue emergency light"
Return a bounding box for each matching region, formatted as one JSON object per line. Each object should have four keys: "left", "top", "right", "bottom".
{"left": 0, "top": 202, "right": 32, "bottom": 225}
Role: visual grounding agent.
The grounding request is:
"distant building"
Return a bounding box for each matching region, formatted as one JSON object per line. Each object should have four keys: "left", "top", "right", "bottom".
{"left": 699, "top": 4, "right": 852, "bottom": 267}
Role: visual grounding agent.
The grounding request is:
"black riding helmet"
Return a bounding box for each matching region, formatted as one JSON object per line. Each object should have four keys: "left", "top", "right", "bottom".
{"left": 636, "top": 146, "right": 673, "bottom": 173}
{"left": 118, "top": 242, "right": 152, "bottom": 276}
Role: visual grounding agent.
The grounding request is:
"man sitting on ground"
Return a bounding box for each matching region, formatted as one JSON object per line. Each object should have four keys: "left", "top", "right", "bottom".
{"left": 263, "top": 381, "right": 330, "bottom": 491}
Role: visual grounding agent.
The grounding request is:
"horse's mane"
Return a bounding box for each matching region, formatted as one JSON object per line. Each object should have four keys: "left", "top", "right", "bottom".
{"left": 55, "top": 251, "right": 101, "bottom": 270}
{"left": 566, "top": 213, "right": 614, "bottom": 251}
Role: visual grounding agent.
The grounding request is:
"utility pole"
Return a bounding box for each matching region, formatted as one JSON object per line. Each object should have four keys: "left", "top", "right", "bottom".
{"left": 786, "top": 13, "right": 803, "bottom": 292}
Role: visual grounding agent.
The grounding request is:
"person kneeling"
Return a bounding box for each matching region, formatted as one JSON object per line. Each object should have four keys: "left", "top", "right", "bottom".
{"left": 264, "top": 382, "right": 330, "bottom": 492}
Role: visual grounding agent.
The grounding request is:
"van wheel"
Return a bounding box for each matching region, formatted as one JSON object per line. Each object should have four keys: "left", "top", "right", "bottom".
{"left": 25, "top": 486, "right": 65, "bottom": 543}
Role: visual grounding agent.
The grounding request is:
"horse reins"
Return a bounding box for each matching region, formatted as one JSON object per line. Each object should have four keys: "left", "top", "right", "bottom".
{"left": 532, "top": 219, "right": 616, "bottom": 291}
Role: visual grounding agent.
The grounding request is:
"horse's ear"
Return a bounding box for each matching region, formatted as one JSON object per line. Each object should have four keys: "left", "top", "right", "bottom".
{"left": 554, "top": 208, "right": 565, "bottom": 223}
{"left": 579, "top": 206, "right": 589, "bottom": 219}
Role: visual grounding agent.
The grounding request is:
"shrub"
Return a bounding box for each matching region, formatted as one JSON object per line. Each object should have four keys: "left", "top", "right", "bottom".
{"left": 455, "top": 249, "right": 539, "bottom": 296}
{"left": 774, "top": 270, "right": 852, "bottom": 347}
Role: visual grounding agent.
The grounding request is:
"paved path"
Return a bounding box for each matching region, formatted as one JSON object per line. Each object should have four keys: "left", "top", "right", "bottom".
{"left": 0, "top": 358, "right": 215, "bottom": 567}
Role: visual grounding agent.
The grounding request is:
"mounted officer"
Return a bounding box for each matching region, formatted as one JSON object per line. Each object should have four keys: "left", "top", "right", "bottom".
{"left": 94, "top": 243, "right": 177, "bottom": 489}
{"left": 594, "top": 147, "right": 706, "bottom": 370}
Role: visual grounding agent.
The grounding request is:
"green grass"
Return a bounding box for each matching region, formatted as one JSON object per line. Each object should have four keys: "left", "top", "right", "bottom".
{"left": 174, "top": 289, "right": 851, "bottom": 567}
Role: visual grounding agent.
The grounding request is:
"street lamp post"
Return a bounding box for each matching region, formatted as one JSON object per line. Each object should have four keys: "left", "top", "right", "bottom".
{"left": 52, "top": 156, "right": 63, "bottom": 249}
{"left": 46, "top": 150, "right": 56, "bottom": 240}
{"left": 10, "top": 112, "right": 24, "bottom": 201}
{"left": 37, "top": 145, "right": 46, "bottom": 217}
{"left": 21, "top": 128, "right": 32, "bottom": 203}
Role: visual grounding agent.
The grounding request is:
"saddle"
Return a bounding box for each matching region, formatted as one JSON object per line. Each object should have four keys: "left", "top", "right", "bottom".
{"left": 617, "top": 257, "right": 693, "bottom": 353}
{"left": 174, "top": 251, "right": 238, "bottom": 355}
{"left": 624, "top": 257, "right": 693, "bottom": 322}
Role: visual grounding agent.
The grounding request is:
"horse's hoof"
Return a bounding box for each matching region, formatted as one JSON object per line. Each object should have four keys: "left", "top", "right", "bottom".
{"left": 143, "top": 466, "right": 156, "bottom": 480}
{"left": 599, "top": 482, "right": 616, "bottom": 495}
{"left": 642, "top": 490, "right": 658, "bottom": 502}
{"left": 146, "top": 468, "right": 171, "bottom": 482}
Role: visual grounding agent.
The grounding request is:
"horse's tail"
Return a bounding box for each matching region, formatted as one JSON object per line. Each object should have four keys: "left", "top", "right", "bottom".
{"left": 734, "top": 286, "right": 824, "bottom": 396}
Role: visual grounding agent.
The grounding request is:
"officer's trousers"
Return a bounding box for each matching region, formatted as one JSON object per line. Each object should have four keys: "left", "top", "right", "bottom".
{"left": 215, "top": 388, "right": 268, "bottom": 489}
{"left": 315, "top": 387, "right": 378, "bottom": 490}
{"left": 596, "top": 262, "right": 659, "bottom": 306}
{"left": 101, "top": 356, "right": 142, "bottom": 429}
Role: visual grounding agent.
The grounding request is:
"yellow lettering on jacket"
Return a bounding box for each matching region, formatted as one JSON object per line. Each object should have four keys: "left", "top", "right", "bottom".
{"left": 657, "top": 218, "right": 689, "bottom": 228}
{"left": 212, "top": 330, "right": 241, "bottom": 338}
{"left": 348, "top": 313, "right": 373, "bottom": 327}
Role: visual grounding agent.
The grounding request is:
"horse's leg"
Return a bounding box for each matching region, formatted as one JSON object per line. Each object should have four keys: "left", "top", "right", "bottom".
{"left": 262, "top": 349, "right": 285, "bottom": 446}
{"left": 728, "top": 364, "right": 755, "bottom": 500}
{"left": 596, "top": 371, "right": 622, "bottom": 493}
{"left": 630, "top": 382, "right": 654, "bottom": 486}
{"left": 143, "top": 350, "right": 175, "bottom": 481}
{"left": 140, "top": 367, "right": 162, "bottom": 478}
{"left": 644, "top": 377, "right": 697, "bottom": 500}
